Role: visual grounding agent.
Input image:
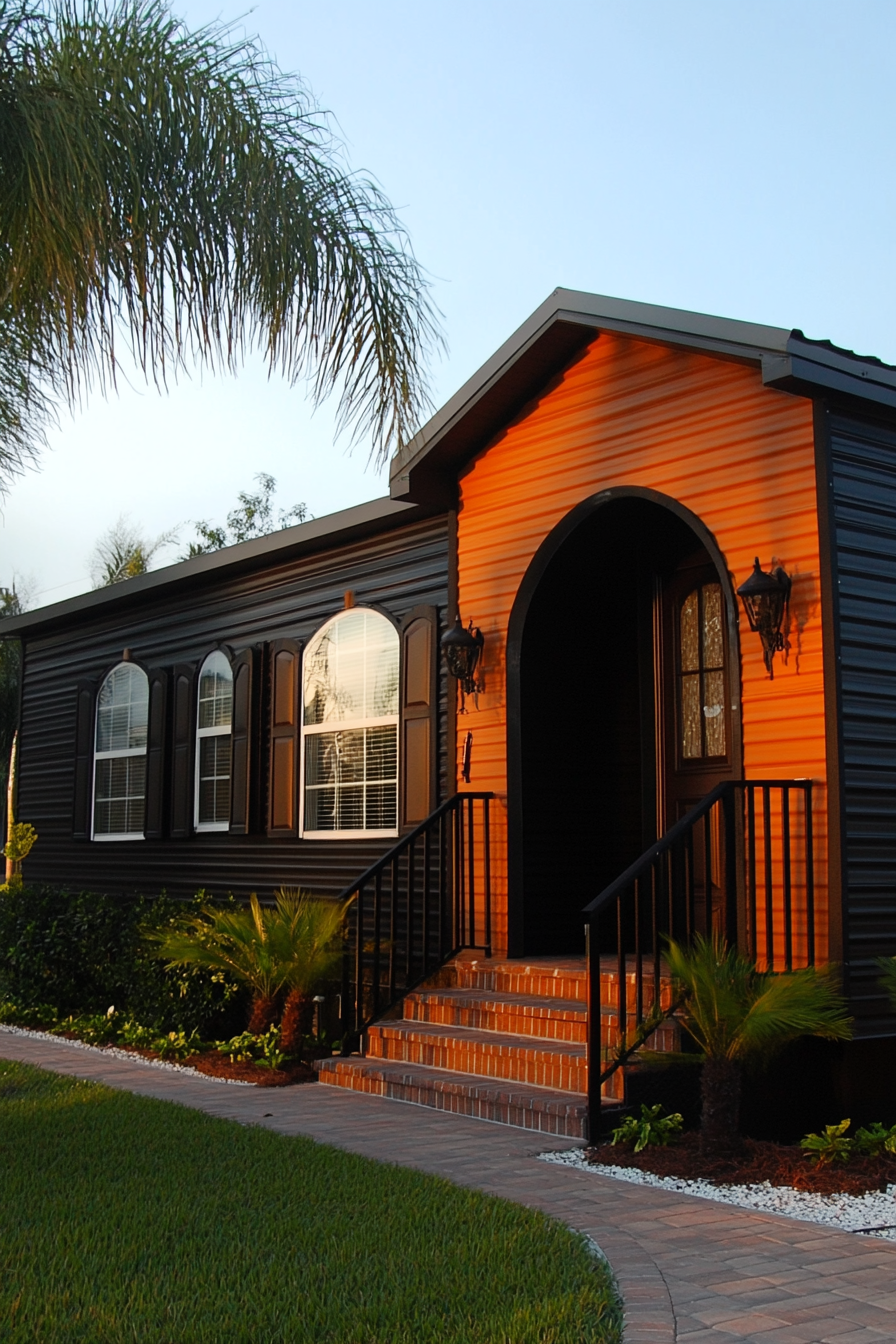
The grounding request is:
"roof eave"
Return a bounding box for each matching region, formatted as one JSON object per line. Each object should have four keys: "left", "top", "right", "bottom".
{"left": 1, "top": 496, "right": 424, "bottom": 637}
{"left": 390, "top": 288, "right": 793, "bottom": 506}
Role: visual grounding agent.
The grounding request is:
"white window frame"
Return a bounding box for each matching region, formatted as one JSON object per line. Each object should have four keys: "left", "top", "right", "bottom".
{"left": 300, "top": 609, "right": 400, "bottom": 840}
{"left": 91, "top": 661, "right": 149, "bottom": 842}
{"left": 194, "top": 650, "right": 233, "bottom": 833}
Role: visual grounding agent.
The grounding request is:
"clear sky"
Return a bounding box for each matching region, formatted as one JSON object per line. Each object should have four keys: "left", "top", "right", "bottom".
{"left": 4, "top": 0, "right": 896, "bottom": 606}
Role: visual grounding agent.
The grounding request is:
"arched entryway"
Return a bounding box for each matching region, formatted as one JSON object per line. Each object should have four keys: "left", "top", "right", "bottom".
{"left": 506, "top": 488, "right": 742, "bottom": 956}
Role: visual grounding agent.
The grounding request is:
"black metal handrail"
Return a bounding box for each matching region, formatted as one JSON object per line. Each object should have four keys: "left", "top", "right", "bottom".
{"left": 337, "top": 792, "right": 493, "bottom": 1049}
{"left": 584, "top": 779, "right": 815, "bottom": 1132}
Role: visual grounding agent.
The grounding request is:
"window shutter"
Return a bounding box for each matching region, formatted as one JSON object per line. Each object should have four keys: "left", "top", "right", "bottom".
{"left": 170, "top": 663, "right": 196, "bottom": 839}
{"left": 268, "top": 639, "right": 301, "bottom": 837}
{"left": 144, "top": 668, "right": 169, "bottom": 839}
{"left": 400, "top": 607, "right": 438, "bottom": 827}
{"left": 72, "top": 680, "right": 95, "bottom": 840}
{"left": 229, "top": 646, "right": 256, "bottom": 835}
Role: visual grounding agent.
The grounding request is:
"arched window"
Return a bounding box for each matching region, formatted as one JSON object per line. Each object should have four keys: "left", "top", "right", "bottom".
{"left": 195, "top": 650, "right": 233, "bottom": 830}
{"left": 93, "top": 661, "right": 149, "bottom": 839}
{"left": 301, "top": 609, "right": 399, "bottom": 836}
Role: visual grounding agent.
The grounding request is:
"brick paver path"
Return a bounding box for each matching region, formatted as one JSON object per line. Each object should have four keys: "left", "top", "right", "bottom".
{"left": 3, "top": 1033, "right": 896, "bottom": 1342}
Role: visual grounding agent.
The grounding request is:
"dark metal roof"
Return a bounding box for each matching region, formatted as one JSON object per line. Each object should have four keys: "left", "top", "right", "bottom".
{"left": 390, "top": 288, "right": 896, "bottom": 506}
{"left": 1, "top": 496, "right": 423, "bottom": 637}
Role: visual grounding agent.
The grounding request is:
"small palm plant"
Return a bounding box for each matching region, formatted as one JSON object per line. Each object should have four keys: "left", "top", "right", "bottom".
{"left": 271, "top": 890, "right": 347, "bottom": 1054}
{"left": 147, "top": 890, "right": 347, "bottom": 1047}
{"left": 665, "top": 934, "right": 852, "bottom": 1154}
{"left": 148, "top": 893, "right": 288, "bottom": 1032}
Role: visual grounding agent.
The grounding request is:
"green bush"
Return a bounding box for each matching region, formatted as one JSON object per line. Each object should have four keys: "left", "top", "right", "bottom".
{"left": 853, "top": 1122, "right": 896, "bottom": 1157}
{"left": 800, "top": 1118, "right": 854, "bottom": 1166}
{"left": 0, "top": 885, "right": 245, "bottom": 1036}
{"left": 610, "top": 1103, "right": 684, "bottom": 1153}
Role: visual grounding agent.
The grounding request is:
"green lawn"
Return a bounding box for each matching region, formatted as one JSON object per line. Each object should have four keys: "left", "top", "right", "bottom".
{"left": 0, "top": 1062, "right": 621, "bottom": 1342}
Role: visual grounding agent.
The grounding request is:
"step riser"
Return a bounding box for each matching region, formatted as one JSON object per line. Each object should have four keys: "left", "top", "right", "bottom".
{"left": 367, "top": 1027, "right": 587, "bottom": 1093}
{"left": 317, "top": 1061, "right": 588, "bottom": 1138}
{"left": 405, "top": 996, "right": 587, "bottom": 1043}
{"left": 455, "top": 965, "right": 587, "bottom": 1003}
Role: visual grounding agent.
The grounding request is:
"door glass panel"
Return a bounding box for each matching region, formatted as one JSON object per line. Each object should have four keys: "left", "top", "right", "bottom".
{"left": 703, "top": 669, "right": 726, "bottom": 757}
{"left": 678, "top": 582, "right": 727, "bottom": 761}
{"left": 680, "top": 591, "right": 699, "bottom": 672}
{"left": 681, "top": 674, "right": 702, "bottom": 758}
{"left": 702, "top": 584, "right": 724, "bottom": 669}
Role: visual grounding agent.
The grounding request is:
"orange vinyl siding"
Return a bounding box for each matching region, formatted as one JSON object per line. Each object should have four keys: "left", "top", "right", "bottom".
{"left": 455, "top": 333, "right": 825, "bottom": 958}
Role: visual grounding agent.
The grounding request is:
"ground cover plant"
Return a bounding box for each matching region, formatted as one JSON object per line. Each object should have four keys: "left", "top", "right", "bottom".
{"left": 589, "top": 1107, "right": 896, "bottom": 1196}
{"left": 610, "top": 1103, "right": 683, "bottom": 1153}
{"left": 0, "top": 1061, "right": 621, "bottom": 1343}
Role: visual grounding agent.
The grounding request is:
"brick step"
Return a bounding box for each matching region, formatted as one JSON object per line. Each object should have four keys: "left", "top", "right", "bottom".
{"left": 453, "top": 957, "right": 588, "bottom": 1003}
{"left": 367, "top": 1019, "right": 587, "bottom": 1093}
{"left": 315, "top": 1056, "right": 589, "bottom": 1138}
{"left": 404, "top": 987, "right": 587, "bottom": 1042}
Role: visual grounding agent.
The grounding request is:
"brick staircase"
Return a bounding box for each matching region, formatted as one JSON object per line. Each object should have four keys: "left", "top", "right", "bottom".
{"left": 317, "top": 955, "right": 620, "bottom": 1138}
{"left": 318, "top": 954, "right": 682, "bottom": 1137}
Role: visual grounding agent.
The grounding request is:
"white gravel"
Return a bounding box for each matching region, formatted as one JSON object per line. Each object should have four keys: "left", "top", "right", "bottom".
{"left": 0, "top": 1022, "right": 255, "bottom": 1085}
{"left": 540, "top": 1147, "right": 896, "bottom": 1241}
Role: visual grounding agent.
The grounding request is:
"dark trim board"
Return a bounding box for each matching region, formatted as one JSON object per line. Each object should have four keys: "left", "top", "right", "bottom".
{"left": 822, "top": 405, "right": 896, "bottom": 1035}
{"left": 812, "top": 401, "right": 847, "bottom": 971}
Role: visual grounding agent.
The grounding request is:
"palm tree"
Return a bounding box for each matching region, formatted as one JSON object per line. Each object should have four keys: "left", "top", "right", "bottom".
{"left": 665, "top": 934, "right": 852, "bottom": 1154}
{"left": 274, "top": 890, "right": 346, "bottom": 1054}
{"left": 0, "top": 0, "right": 441, "bottom": 487}
{"left": 90, "top": 514, "right": 178, "bottom": 585}
{"left": 148, "top": 889, "right": 346, "bottom": 1044}
{"left": 149, "top": 893, "right": 289, "bottom": 1032}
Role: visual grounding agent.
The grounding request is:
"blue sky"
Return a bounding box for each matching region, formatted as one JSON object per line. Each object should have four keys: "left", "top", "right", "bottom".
{"left": 4, "top": 0, "right": 896, "bottom": 604}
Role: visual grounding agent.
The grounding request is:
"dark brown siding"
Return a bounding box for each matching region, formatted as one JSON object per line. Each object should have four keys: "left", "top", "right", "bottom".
{"left": 17, "top": 514, "right": 449, "bottom": 900}
{"left": 826, "top": 411, "right": 896, "bottom": 1035}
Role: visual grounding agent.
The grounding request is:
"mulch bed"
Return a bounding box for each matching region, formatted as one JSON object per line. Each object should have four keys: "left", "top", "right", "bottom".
{"left": 586, "top": 1131, "right": 896, "bottom": 1195}
{"left": 42, "top": 1034, "right": 318, "bottom": 1086}
{"left": 114, "top": 1044, "right": 317, "bottom": 1086}
{"left": 181, "top": 1052, "right": 316, "bottom": 1086}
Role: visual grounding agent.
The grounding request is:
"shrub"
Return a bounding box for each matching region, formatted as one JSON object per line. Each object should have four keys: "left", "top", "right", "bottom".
{"left": 0, "top": 884, "right": 245, "bottom": 1035}
{"left": 800, "top": 1119, "right": 854, "bottom": 1166}
{"left": 610, "top": 1103, "right": 684, "bottom": 1153}
{"left": 853, "top": 1122, "right": 896, "bottom": 1157}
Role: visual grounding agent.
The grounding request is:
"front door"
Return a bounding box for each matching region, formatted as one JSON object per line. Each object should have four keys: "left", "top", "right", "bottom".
{"left": 661, "top": 554, "right": 735, "bottom": 831}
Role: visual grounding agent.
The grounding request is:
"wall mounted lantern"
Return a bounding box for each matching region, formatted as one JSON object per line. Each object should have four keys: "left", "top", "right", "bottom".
{"left": 736, "top": 557, "right": 791, "bottom": 679}
{"left": 440, "top": 616, "right": 484, "bottom": 711}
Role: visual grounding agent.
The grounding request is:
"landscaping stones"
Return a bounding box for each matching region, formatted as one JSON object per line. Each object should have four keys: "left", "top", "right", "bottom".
{"left": 541, "top": 1146, "right": 896, "bottom": 1240}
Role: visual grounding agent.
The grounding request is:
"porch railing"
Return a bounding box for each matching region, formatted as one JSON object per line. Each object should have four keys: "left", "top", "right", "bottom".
{"left": 337, "top": 792, "right": 493, "bottom": 1050}
{"left": 583, "top": 779, "right": 815, "bottom": 1130}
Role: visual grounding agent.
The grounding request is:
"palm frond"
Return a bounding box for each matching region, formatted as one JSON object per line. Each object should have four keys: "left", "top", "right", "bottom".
{"left": 733, "top": 966, "right": 852, "bottom": 1059}
{"left": 268, "top": 888, "right": 347, "bottom": 995}
{"left": 876, "top": 956, "right": 896, "bottom": 1010}
{"left": 0, "top": 0, "right": 442, "bottom": 484}
{"left": 666, "top": 933, "right": 852, "bottom": 1063}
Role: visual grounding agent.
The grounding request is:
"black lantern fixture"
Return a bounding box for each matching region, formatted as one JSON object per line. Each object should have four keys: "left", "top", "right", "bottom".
{"left": 440, "top": 615, "right": 484, "bottom": 711}
{"left": 736, "top": 557, "right": 791, "bottom": 679}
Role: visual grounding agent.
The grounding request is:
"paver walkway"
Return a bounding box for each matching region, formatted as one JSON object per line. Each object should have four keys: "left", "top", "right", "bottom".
{"left": 2, "top": 1033, "right": 896, "bottom": 1343}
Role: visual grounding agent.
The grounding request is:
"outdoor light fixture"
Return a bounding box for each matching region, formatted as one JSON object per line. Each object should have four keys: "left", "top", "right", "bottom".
{"left": 736, "top": 557, "right": 791, "bottom": 679}
{"left": 440, "top": 615, "right": 484, "bottom": 711}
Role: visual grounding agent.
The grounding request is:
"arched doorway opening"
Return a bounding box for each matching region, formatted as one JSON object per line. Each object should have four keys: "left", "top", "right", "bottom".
{"left": 506, "top": 488, "right": 742, "bottom": 957}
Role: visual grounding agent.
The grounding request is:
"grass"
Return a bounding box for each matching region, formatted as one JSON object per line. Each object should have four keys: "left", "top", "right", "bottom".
{"left": 0, "top": 1062, "right": 621, "bottom": 1342}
